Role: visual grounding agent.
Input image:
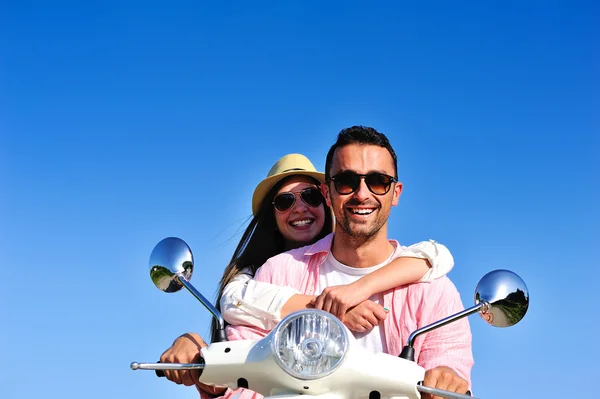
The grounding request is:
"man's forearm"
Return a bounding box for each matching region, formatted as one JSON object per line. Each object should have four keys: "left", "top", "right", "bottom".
{"left": 281, "top": 294, "right": 316, "bottom": 318}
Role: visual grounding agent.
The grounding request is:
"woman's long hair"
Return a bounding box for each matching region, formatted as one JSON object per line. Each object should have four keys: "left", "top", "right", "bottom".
{"left": 210, "top": 176, "right": 333, "bottom": 342}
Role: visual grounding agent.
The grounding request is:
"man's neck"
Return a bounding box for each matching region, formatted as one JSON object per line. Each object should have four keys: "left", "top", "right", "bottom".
{"left": 330, "top": 227, "right": 395, "bottom": 268}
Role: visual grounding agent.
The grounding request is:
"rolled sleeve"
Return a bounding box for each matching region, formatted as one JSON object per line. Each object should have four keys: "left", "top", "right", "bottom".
{"left": 398, "top": 240, "right": 454, "bottom": 282}
{"left": 220, "top": 269, "right": 300, "bottom": 330}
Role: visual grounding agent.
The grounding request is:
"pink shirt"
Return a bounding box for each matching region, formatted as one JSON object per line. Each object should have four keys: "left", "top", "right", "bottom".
{"left": 198, "top": 233, "right": 473, "bottom": 399}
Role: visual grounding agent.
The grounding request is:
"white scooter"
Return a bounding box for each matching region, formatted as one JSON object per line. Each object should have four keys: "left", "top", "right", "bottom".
{"left": 131, "top": 237, "right": 529, "bottom": 399}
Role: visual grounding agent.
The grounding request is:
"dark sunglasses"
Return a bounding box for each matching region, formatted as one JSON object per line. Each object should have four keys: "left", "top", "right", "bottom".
{"left": 327, "top": 171, "right": 397, "bottom": 195}
{"left": 272, "top": 187, "right": 325, "bottom": 212}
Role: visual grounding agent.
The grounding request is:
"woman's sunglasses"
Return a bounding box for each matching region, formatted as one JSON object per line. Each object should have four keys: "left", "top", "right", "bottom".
{"left": 272, "top": 187, "right": 325, "bottom": 212}
{"left": 327, "top": 171, "right": 397, "bottom": 195}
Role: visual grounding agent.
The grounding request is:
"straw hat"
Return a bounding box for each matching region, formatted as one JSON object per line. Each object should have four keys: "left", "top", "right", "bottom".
{"left": 252, "top": 154, "right": 326, "bottom": 215}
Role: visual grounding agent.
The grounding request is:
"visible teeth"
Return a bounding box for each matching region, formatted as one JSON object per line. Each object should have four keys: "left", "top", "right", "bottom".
{"left": 351, "top": 209, "right": 374, "bottom": 215}
{"left": 291, "top": 219, "right": 313, "bottom": 226}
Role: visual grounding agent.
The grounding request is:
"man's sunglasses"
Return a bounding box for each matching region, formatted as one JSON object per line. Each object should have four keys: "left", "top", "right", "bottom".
{"left": 272, "top": 187, "right": 325, "bottom": 212}
{"left": 327, "top": 171, "right": 397, "bottom": 195}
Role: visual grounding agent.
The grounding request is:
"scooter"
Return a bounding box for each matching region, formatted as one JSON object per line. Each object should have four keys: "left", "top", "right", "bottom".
{"left": 131, "top": 237, "right": 529, "bottom": 399}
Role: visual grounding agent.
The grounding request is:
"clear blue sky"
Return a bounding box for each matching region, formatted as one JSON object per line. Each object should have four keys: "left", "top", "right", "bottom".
{"left": 1, "top": 2, "right": 598, "bottom": 399}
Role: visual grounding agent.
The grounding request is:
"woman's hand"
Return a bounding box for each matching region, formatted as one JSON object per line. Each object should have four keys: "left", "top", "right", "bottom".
{"left": 341, "top": 300, "right": 388, "bottom": 333}
{"left": 312, "top": 283, "right": 370, "bottom": 319}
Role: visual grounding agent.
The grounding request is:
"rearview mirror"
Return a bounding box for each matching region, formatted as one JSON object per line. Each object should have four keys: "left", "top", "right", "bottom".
{"left": 149, "top": 237, "right": 194, "bottom": 293}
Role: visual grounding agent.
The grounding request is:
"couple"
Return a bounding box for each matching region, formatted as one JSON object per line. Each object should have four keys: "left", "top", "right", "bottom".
{"left": 161, "top": 126, "right": 474, "bottom": 399}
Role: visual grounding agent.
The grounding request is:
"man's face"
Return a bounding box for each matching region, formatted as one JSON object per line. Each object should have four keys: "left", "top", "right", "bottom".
{"left": 323, "top": 144, "right": 402, "bottom": 240}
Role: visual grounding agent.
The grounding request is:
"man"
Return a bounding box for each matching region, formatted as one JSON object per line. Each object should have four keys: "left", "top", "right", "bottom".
{"left": 162, "top": 126, "right": 473, "bottom": 398}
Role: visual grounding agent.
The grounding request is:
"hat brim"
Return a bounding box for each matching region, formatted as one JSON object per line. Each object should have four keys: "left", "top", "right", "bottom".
{"left": 252, "top": 170, "right": 326, "bottom": 215}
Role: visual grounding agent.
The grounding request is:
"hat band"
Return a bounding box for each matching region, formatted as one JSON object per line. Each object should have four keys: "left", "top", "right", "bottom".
{"left": 281, "top": 168, "right": 308, "bottom": 173}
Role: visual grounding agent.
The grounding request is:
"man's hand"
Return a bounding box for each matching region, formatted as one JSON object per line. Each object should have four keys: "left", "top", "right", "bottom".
{"left": 160, "top": 333, "right": 206, "bottom": 386}
{"left": 421, "top": 366, "right": 469, "bottom": 399}
{"left": 341, "top": 300, "right": 387, "bottom": 333}
{"left": 158, "top": 332, "right": 226, "bottom": 396}
{"left": 312, "top": 283, "right": 369, "bottom": 319}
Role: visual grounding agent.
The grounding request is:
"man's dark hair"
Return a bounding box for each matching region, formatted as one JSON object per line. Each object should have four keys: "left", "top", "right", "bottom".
{"left": 325, "top": 125, "right": 398, "bottom": 179}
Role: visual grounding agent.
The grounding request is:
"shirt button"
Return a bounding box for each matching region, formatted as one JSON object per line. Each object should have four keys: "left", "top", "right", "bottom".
{"left": 236, "top": 301, "right": 242, "bottom": 306}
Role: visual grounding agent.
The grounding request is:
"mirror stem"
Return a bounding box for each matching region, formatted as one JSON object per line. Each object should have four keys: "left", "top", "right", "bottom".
{"left": 399, "top": 302, "right": 488, "bottom": 361}
{"left": 178, "top": 275, "right": 229, "bottom": 341}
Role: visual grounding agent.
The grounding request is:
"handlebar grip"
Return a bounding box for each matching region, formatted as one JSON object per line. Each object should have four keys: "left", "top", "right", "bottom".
{"left": 155, "top": 361, "right": 165, "bottom": 377}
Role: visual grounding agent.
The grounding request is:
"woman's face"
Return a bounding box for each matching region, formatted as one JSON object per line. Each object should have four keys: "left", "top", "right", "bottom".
{"left": 273, "top": 176, "right": 326, "bottom": 248}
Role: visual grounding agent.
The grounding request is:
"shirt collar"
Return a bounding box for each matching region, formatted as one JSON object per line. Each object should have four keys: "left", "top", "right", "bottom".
{"left": 303, "top": 232, "right": 334, "bottom": 256}
{"left": 302, "top": 232, "right": 401, "bottom": 257}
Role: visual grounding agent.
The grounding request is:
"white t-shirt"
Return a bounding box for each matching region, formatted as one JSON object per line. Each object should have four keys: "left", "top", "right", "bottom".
{"left": 315, "top": 249, "right": 395, "bottom": 353}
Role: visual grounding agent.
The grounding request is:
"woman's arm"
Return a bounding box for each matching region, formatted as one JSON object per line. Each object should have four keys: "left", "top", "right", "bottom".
{"left": 220, "top": 268, "right": 313, "bottom": 330}
{"left": 313, "top": 240, "right": 454, "bottom": 318}
{"left": 402, "top": 239, "right": 454, "bottom": 282}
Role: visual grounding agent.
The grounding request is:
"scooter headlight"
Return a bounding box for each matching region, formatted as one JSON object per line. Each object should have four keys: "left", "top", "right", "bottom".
{"left": 271, "top": 309, "right": 349, "bottom": 380}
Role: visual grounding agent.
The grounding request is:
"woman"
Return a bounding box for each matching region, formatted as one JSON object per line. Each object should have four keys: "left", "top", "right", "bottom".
{"left": 161, "top": 153, "right": 453, "bottom": 387}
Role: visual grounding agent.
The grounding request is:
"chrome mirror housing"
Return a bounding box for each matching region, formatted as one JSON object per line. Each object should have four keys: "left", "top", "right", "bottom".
{"left": 149, "top": 237, "right": 194, "bottom": 293}
{"left": 475, "top": 269, "right": 529, "bottom": 327}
